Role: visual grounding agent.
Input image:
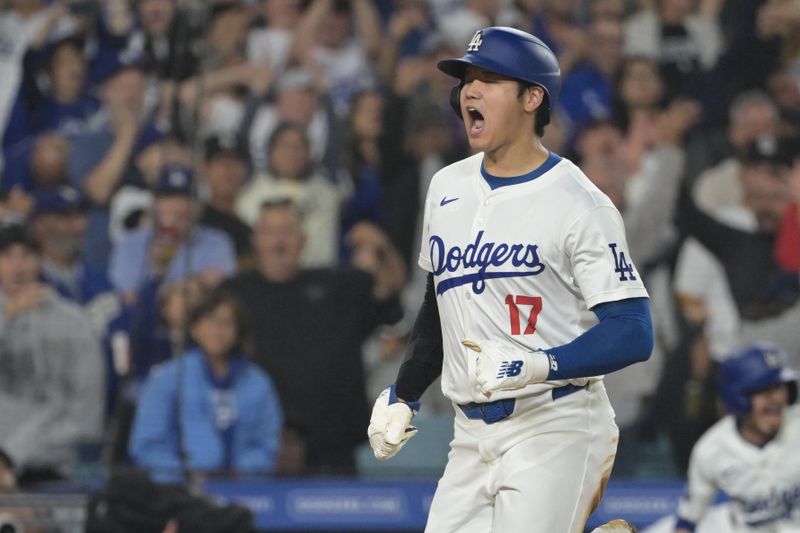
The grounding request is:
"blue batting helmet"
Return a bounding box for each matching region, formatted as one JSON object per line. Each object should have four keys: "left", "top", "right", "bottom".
{"left": 717, "top": 343, "right": 798, "bottom": 417}
{"left": 437, "top": 27, "right": 561, "bottom": 125}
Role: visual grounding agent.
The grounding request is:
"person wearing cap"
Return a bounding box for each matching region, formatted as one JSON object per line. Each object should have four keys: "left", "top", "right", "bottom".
{"left": 30, "top": 185, "right": 129, "bottom": 410}
{"left": 199, "top": 135, "right": 252, "bottom": 264}
{"left": 0, "top": 224, "right": 104, "bottom": 485}
{"left": 677, "top": 135, "right": 799, "bottom": 323}
{"left": 692, "top": 91, "right": 782, "bottom": 218}
{"left": 31, "top": 186, "right": 111, "bottom": 304}
{"left": 67, "top": 51, "right": 165, "bottom": 267}
{"left": 109, "top": 164, "right": 236, "bottom": 302}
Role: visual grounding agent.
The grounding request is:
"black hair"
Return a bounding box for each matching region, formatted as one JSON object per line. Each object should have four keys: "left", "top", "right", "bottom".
{"left": 46, "top": 36, "right": 85, "bottom": 72}
{"left": 265, "top": 121, "right": 313, "bottom": 180}
{"left": 189, "top": 289, "right": 251, "bottom": 357}
{"left": 0, "top": 224, "right": 40, "bottom": 254}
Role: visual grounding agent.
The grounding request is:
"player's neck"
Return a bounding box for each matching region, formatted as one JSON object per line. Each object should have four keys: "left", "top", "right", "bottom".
{"left": 482, "top": 139, "right": 549, "bottom": 177}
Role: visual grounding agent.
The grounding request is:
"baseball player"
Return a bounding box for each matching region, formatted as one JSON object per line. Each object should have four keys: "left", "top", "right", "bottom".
{"left": 674, "top": 343, "right": 800, "bottom": 533}
{"left": 368, "top": 27, "right": 653, "bottom": 533}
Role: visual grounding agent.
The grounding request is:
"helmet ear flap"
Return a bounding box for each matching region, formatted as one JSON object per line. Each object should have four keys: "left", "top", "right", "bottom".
{"left": 450, "top": 82, "right": 463, "bottom": 119}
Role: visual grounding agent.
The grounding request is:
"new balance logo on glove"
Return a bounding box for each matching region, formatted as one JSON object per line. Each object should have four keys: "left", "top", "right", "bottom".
{"left": 497, "top": 360, "right": 524, "bottom": 378}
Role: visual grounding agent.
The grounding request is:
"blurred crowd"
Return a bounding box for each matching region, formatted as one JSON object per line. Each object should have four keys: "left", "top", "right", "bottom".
{"left": 0, "top": 0, "right": 799, "bottom": 491}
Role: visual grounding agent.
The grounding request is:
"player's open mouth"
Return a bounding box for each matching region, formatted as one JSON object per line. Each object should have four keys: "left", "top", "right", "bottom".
{"left": 467, "top": 107, "right": 485, "bottom": 135}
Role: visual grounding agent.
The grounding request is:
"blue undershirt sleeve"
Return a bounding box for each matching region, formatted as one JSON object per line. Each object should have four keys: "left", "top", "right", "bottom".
{"left": 546, "top": 297, "right": 653, "bottom": 380}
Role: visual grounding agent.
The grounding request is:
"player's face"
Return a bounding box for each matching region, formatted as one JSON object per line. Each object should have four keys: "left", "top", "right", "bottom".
{"left": 746, "top": 383, "right": 790, "bottom": 440}
{"left": 460, "top": 66, "right": 538, "bottom": 153}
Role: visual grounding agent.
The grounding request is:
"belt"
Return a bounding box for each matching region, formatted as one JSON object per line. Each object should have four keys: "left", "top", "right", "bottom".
{"left": 459, "top": 383, "right": 586, "bottom": 424}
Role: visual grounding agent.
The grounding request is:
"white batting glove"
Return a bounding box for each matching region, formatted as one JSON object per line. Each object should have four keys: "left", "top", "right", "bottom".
{"left": 463, "top": 339, "right": 552, "bottom": 397}
{"left": 367, "top": 385, "right": 418, "bottom": 460}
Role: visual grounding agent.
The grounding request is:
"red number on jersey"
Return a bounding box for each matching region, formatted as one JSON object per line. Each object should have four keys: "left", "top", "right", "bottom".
{"left": 504, "top": 294, "right": 542, "bottom": 335}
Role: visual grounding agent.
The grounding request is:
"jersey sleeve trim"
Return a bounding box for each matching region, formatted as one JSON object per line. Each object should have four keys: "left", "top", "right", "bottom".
{"left": 584, "top": 286, "right": 650, "bottom": 309}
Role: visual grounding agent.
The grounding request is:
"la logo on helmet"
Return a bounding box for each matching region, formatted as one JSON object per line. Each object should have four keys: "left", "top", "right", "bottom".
{"left": 467, "top": 30, "right": 483, "bottom": 52}
{"left": 763, "top": 349, "right": 781, "bottom": 368}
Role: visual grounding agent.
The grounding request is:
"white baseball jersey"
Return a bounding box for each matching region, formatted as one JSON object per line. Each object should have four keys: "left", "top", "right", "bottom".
{"left": 677, "top": 406, "right": 800, "bottom": 532}
{"left": 418, "top": 152, "right": 649, "bottom": 404}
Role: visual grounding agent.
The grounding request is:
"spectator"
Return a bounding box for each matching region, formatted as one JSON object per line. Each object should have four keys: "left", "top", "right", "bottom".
{"left": 0, "top": 0, "right": 72, "bottom": 151}
{"left": 68, "top": 55, "right": 166, "bottom": 267}
{"left": 693, "top": 91, "right": 781, "bottom": 217}
{"left": 376, "top": 0, "right": 434, "bottom": 84}
{"left": 0, "top": 186, "right": 34, "bottom": 226}
{"left": 31, "top": 186, "right": 113, "bottom": 306}
{"left": 767, "top": 67, "right": 800, "bottom": 132}
{"left": 612, "top": 57, "right": 666, "bottom": 175}
{"left": 109, "top": 165, "right": 236, "bottom": 302}
{"left": 2, "top": 131, "right": 71, "bottom": 195}
{"left": 246, "top": 67, "right": 337, "bottom": 176}
{"left": 292, "top": 0, "right": 382, "bottom": 115}
{"left": 199, "top": 135, "right": 252, "bottom": 264}
{"left": 557, "top": 18, "right": 625, "bottom": 146}
{"left": 623, "top": 0, "right": 724, "bottom": 101}
{"left": 437, "top": 0, "right": 502, "bottom": 52}
{"left": 675, "top": 136, "right": 800, "bottom": 361}
{"left": 237, "top": 122, "right": 340, "bottom": 267}
{"left": 247, "top": 0, "right": 303, "bottom": 76}
{"left": 0, "top": 224, "right": 104, "bottom": 485}
{"left": 107, "top": 134, "right": 193, "bottom": 246}
{"left": 110, "top": 277, "right": 206, "bottom": 465}
{"left": 223, "top": 199, "right": 403, "bottom": 474}
{"left": 129, "top": 289, "right": 283, "bottom": 482}
{"left": 105, "top": 0, "right": 198, "bottom": 82}
{"left": 30, "top": 185, "right": 128, "bottom": 410}
{"left": 677, "top": 136, "right": 798, "bottom": 323}
{"left": 338, "top": 89, "right": 389, "bottom": 253}
{"left": 526, "top": 0, "right": 587, "bottom": 75}
{"left": 19, "top": 37, "right": 98, "bottom": 144}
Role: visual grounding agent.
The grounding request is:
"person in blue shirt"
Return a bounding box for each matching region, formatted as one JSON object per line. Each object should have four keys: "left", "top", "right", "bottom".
{"left": 129, "top": 289, "right": 283, "bottom": 482}
{"left": 557, "top": 18, "right": 624, "bottom": 149}
{"left": 109, "top": 165, "right": 236, "bottom": 303}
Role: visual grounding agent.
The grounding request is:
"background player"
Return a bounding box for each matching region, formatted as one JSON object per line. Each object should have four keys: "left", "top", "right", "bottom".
{"left": 368, "top": 27, "right": 653, "bottom": 533}
{"left": 672, "top": 342, "right": 800, "bottom": 533}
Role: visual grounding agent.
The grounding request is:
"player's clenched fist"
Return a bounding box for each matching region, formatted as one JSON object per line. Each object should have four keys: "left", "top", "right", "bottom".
{"left": 367, "top": 385, "right": 418, "bottom": 460}
{"left": 463, "top": 339, "right": 552, "bottom": 397}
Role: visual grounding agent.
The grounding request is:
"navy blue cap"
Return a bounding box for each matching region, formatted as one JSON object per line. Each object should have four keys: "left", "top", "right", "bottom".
{"left": 91, "top": 47, "right": 144, "bottom": 86}
{"left": 156, "top": 165, "right": 195, "bottom": 196}
{"left": 32, "top": 186, "right": 86, "bottom": 217}
{"left": 204, "top": 134, "right": 248, "bottom": 162}
{"left": 437, "top": 27, "right": 561, "bottom": 109}
{"left": 743, "top": 135, "right": 800, "bottom": 167}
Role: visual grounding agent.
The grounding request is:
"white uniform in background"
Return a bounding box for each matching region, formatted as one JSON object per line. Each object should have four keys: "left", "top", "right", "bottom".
{"left": 676, "top": 406, "right": 800, "bottom": 533}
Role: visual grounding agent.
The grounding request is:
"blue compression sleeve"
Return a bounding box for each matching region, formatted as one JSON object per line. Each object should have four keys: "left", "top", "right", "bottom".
{"left": 546, "top": 297, "right": 653, "bottom": 380}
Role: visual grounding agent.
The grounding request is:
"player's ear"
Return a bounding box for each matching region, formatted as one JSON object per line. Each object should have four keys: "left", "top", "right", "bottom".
{"left": 522, "top": 86, "right": 544, "bottom": 114}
